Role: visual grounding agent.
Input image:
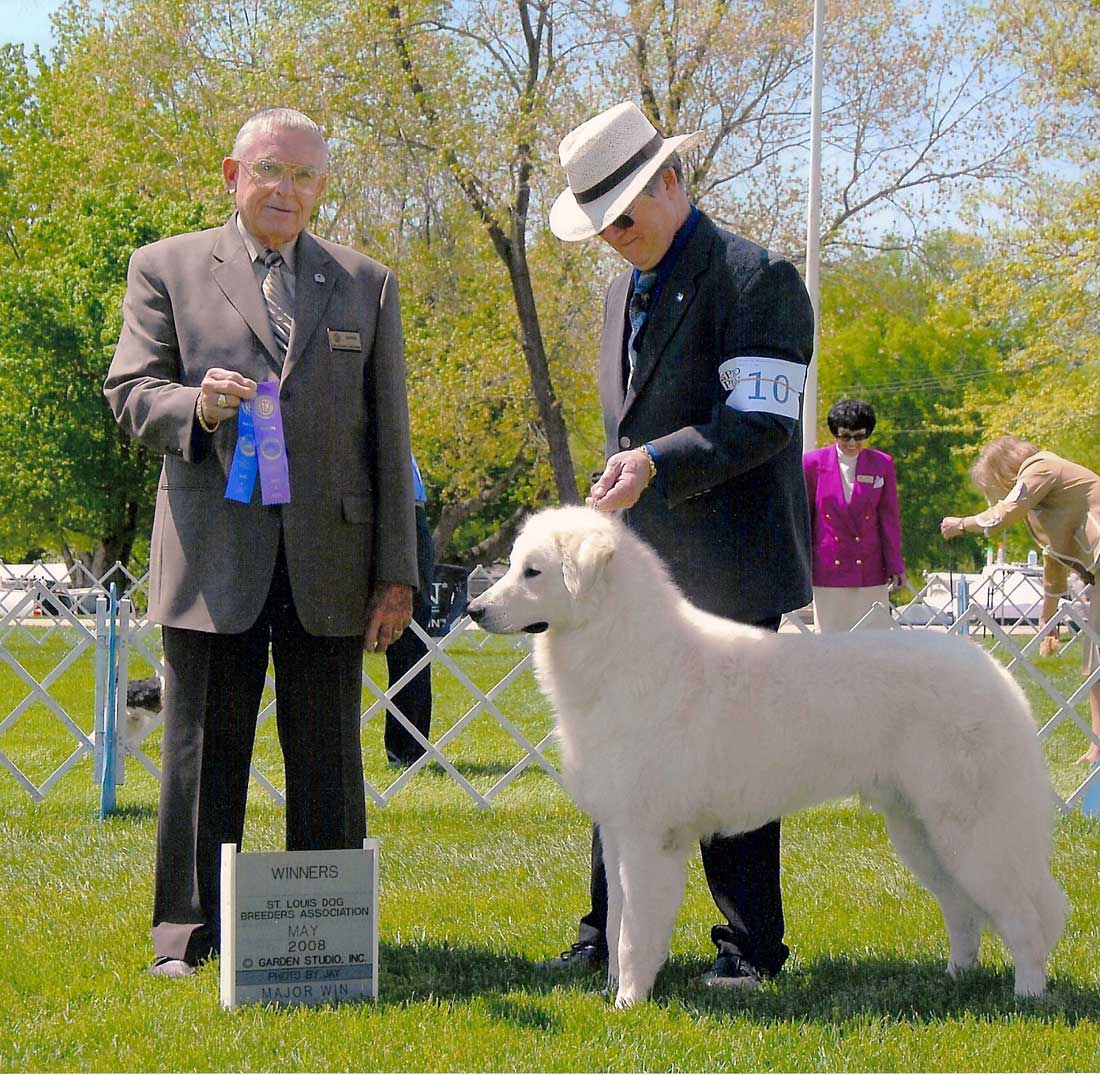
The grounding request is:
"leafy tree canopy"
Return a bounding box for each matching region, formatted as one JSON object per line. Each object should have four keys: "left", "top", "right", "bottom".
{"left": 818, "top": 235, "right": 1018, "bottom": 575}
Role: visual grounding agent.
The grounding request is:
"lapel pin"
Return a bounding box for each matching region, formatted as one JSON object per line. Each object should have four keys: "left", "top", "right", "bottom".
{"left": 675, "top": 291, "right": 684, "bottom": 302}
{"left": 314, "top": 273, "right": 326, "bottom": 284}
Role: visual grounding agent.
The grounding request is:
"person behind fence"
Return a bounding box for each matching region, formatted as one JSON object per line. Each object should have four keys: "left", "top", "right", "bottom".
{"left": 103, "top": 107, "right": 418, "bottom": 979}
{"left": 941, "top": 435, "right": 1100, "bottom": 765}
{"left": 803, "top": 399, "right": 906, "bottom": 632}
{"left": 545, "top": 101, "right": 815, "bottom": 989}
{"left": 384, "top": 451, "right": 435, "bottom": 767}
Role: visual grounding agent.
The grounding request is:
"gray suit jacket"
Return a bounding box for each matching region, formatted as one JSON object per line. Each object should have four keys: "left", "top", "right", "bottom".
{"left": 598, "top": 212, "right": 814, "bottom": 624}
{"left": 105, "top": 217, "right": 418, "bottom": 636}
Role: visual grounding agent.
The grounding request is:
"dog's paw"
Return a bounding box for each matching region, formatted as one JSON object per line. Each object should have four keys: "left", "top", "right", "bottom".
{"left": 945, "top": 957, "right": 976, "bottom": 979}
{"left": 613, "top": 984, "right": 651, "bottom": 1009}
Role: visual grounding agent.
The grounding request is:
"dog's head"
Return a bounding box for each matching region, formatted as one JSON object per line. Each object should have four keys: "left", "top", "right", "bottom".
{"left": 466, "top": 507, "right": 618, "bottom": 635}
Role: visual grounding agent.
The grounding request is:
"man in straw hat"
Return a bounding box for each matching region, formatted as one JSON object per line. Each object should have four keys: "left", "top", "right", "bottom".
{"left": 545, "top": 101, "right": 815, "bottom": 990}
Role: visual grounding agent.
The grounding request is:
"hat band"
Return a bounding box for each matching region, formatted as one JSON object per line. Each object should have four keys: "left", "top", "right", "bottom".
{"left": 573, "top": 132, "right": 664, "bottom": 205}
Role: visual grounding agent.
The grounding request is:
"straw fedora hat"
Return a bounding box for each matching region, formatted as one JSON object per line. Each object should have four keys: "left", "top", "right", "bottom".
{"left": 550, "top": 102, "right": 705, "bottom": 242}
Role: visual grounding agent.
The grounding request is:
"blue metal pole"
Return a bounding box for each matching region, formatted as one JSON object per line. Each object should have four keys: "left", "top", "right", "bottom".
{"left": 93, "top": 595, "right": 108, "bottom": 787}
{"left": 1083, "top": 765, "right": 1100, "bottom": 818}
{"left": 956, "top": 576, "right": 969, "bottom": 636}
{"left": 99, "top": 583, "right": 118, "bottom": 818}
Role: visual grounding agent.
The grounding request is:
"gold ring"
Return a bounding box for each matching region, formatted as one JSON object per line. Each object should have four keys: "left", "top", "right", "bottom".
{"left": 216, "top": 393, "right": 229, "bottom": 408}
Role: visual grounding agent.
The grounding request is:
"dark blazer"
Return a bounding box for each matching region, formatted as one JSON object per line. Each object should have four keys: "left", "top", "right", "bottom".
{"left": 803, "top": 445, "right": 905, "bottom": 587}
{"left": 105, "top": 217, "right": 418, "bottom": 637}
{"left": 598, "top": 212, "right": 814, "bottom": 623}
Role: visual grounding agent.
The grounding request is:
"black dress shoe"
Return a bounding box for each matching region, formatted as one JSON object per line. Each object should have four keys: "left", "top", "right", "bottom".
{"left": 537, "top": 942, "right": 607, "bottom": 973}
{"left": 701, "top": 953, "right": 762, "bottom": 990}
{"left": 148, "top": 957, "right": 195, "bottom": 979}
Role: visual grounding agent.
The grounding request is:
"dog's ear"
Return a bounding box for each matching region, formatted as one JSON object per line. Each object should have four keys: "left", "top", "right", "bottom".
{"left": 560, "top": 530, "right": 615, "bottom": 597}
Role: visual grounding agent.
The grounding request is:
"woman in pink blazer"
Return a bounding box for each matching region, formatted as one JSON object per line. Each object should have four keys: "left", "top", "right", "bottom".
{"left": 803, "top": 400, "right": 906, "bottom": 632}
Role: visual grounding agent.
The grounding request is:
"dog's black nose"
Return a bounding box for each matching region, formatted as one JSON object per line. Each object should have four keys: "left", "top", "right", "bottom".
{"left": 466, "top": 602, "right": 485, "bottom": 623}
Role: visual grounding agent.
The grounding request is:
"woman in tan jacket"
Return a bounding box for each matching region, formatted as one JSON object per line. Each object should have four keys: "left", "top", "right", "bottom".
{"left": 941, "top": 435, "right": 1100, "bottom": 764}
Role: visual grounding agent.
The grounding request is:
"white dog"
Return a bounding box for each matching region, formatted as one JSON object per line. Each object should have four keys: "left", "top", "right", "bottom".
{"left": 467, "top": 507, "right": 1066, "bottom": 1007}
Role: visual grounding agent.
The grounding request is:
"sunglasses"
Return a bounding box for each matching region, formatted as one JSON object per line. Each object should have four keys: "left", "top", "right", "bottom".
{"left": 603, "top": 193, "right": 647, "bottom": 233}
{"left": 836, "top": 431, "right": 869, "bottom": 442}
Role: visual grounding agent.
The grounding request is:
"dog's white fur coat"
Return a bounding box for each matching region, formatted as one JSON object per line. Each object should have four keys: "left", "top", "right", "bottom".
{"left": 469, "top": 507, "right": 1066, "bottom": 1007}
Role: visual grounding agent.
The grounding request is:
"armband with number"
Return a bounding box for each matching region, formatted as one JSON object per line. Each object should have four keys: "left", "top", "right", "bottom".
{"left": 716, "top": 356, "right": 806, "bottom": 419}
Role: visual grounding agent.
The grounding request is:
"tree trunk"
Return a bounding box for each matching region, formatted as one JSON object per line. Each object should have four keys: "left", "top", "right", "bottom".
{"left": 431, "top": 446, "right": 534, "bottom": 558}
{"left": 461, "top": 506, "right": 529, "bottom": 570}
{"left": 69, "top": 499, "right": 140, "bottom": 588}
{"left": 383, "top": 1, "right": 579, "bottom": 506}
{"left": 502, "top": 240, "right": 579, "bottom": 505}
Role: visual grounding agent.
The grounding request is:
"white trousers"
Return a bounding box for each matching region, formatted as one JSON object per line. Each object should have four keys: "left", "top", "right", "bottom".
{"left": 813, "top": 585, "right": 893, "bottom": 633}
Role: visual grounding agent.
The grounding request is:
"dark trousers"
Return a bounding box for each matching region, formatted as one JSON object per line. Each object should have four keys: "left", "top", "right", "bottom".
{"left": 575, "top": 615, "right": 789, "bottom": 977}
{"left": 383, "top": 594, "right": 433, "bottom": 762}
{"left": 152, "top": 545, "right": 367, "bottom": 964}
{"left": 384, "top": 505, "right": 434, "bottom": 763}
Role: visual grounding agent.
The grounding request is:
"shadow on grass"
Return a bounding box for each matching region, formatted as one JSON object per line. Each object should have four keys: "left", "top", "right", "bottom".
{"left": 373, "top": 942, "right": 1100, "bottom": 1025}
{"left": 99, "top": 803, "right": 158, "bottom": 823}
{"left": 380, "top": 759, "right": 546, "bottom": 779}
{"left": 447, "top": 760, "right": 550, "bottom": 779}
{"left": 659, "top": 953, "right": 1100, "bottom": 1024}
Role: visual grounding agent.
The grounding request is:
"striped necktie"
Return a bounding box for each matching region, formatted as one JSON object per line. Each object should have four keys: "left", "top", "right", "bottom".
{"left": 262, "top": 249, "right": 294, "bottom": 360}
{"left": 627, "top": 270, "right": 658, "bottom": 382}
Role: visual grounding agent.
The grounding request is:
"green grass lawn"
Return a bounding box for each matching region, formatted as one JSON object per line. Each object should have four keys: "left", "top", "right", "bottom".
{"left": 1, "top": 624, "right": 1099, "bottom": 1072}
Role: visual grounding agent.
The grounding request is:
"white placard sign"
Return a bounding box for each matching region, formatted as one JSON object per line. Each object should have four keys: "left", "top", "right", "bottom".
{"left": 220, "top": 841, "right": 378, "bottom": 1010}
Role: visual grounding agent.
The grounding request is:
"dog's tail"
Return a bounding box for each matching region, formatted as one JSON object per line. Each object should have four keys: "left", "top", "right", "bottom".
{"left": 1037, "top": 867, "right": 1070, "bottom": 956}
{"left": 982, "top": 654, "right": 1069, "bottom": 956}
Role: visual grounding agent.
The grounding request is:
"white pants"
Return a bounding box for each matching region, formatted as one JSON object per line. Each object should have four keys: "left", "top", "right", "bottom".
{"left": 813, "top": 585, "right": 893, "bottom": 633}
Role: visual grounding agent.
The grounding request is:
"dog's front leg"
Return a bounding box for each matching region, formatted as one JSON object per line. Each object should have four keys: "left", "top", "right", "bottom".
{"left": 613, "top": 835, "right": 689, "bottom": 1009}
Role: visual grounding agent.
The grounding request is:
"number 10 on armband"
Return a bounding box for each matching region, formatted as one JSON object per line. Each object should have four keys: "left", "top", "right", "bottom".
{"left": 717, "top": 356, "right": 806, "bottom": 420}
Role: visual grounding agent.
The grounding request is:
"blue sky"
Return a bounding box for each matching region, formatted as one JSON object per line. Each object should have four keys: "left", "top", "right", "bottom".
{"left": 2, "top": 0, "right": 64, "bottom": 51}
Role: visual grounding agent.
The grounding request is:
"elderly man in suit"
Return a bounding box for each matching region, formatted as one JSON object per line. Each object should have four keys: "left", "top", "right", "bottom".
{"left": 104, "top": 108, "right": 418, "bottom": 978}
{"left": 545, "top": 102, "right": 814, "bottom": 989}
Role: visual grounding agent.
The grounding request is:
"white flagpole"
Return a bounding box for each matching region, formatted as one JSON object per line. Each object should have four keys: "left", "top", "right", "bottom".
{"left": 803, "top": 0, "right": 825, "bottom": 451}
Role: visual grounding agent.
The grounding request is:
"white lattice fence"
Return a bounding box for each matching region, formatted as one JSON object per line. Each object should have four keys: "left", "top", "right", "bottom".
{"left": 2, "top": 559, "right": 1098, "bottom": 814}
{"left": 0, "top": 572, "right": 114, "bottom": 801}
{"left": 0, "top": 558, "right": 562, "bottom": 809}
{"left": 88, "top": 595, "right": 563, "bottom": 811}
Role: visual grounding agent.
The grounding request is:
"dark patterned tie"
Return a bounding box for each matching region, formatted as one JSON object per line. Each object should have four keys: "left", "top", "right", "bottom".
{"left": 262, "top": 249, "right": 294, "bottom": 360}
{"left": 627, "top": 271, "right": 658, "bottom": 384}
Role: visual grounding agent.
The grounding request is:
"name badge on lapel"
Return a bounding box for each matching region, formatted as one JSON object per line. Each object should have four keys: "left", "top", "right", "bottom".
{"left": 328, "top": 329, "right": 362, "bottom": 352}
{"left": 857, "top": 474, "right": 875, "bottom": 484}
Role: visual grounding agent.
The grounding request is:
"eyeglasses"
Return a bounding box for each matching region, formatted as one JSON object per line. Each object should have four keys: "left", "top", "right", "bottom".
{"left": 836, "top": 431, "right": 869, "bottom": 442}
{"left": 238, "top": 158, "right": 327, "bottom": 192}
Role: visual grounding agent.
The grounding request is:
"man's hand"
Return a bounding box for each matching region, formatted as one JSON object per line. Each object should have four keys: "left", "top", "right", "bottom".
{"left": 199, "top": 368, "right": 258, "bottom": 422}
{"left": 888, "top": 573, "right": 907, "bottom": 591}
{"left": 585, "top": 449, "right": 654, "bottom": 512}
{"left": 364, "top": 581, "right": 414, "bottom": 653}
{"left": 1039, "top": 633, "right": 1060, "bottom": 658}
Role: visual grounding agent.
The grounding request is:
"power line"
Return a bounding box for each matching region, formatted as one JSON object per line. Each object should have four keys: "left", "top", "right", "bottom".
{"left": 834, "top": 356, "right": 1074, "bottom": 397}
{"left": 832, "top": 366, "right": 1002, "bottom": 395}
{"left": 876, "top": 428, "right": 979, "bottom": 435}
